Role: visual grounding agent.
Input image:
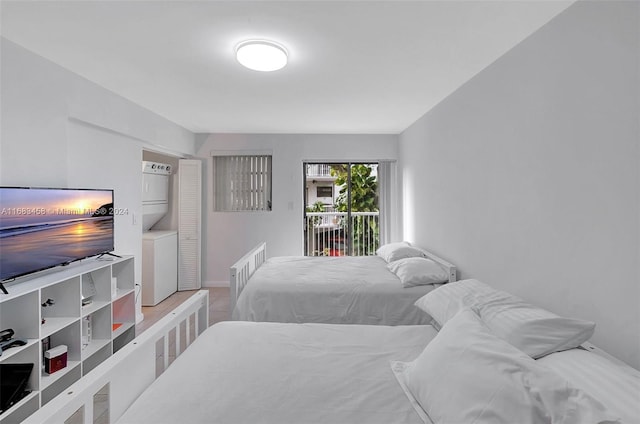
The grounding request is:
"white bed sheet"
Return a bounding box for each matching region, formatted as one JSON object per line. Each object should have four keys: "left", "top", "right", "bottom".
{"left": 117, "top": 321, "right": 437, "bottom": 424}
{"left": 233, "top": 256, "right": 440, "bottom": 325}
{"left": 536, "top": 348, "right": 640, "bottom": 423}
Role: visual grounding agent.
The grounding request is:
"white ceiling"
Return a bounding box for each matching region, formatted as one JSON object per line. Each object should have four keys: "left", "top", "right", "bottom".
{"left": 1, "top": 1, "right": 573, "bottom": 134}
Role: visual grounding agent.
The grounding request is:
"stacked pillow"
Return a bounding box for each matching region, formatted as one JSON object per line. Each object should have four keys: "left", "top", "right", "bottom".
{"left": 391, "top": 308, "right": 620, "bottom": 424}
{"left": 414, "top": 279, "right": 595, "bottom": 358}
{"left": 376, "top": 242, "right": 450, "bottom": 287}
{"left": 387, "top": 258, "right": 449, "bottom": 288}
{"left": 375, "top": 241, "right": 426, "bottom": 263}
{"left": 414, "top": 279, "right": 495, "bottom": 326}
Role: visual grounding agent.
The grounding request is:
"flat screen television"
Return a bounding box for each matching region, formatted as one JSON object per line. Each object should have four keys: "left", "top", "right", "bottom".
{"left": 0, "top": 187, "right": 115, "bottom": 285}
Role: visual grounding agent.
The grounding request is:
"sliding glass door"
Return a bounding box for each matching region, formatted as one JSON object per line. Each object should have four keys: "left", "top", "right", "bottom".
{"left": 303, "top": 162, "right": 379, "bottom": 256}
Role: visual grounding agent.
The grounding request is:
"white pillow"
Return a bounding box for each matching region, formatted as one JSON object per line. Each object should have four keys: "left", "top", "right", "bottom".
{"left": 380, "top": 246, "right": 426, "bottom": 263}
{"left": 376, "top": 242, "right": 426, "bottom": 262}
{"left": 414, "top": 279, "right": 595, "bottom": 358}
{"left": 375, "top": 241, "right": 410, "bottom": 260}
{"left": 387, "top": 257, "right": 448, "bottom": 287}
{"left": 471, "top": 290, "right": 595, "bottom": 358}
{"left": 414, "top": 279, "right": 495, "bottom": 325}
{"left": 391, "top": 308, "right": 620, "bottom": 424}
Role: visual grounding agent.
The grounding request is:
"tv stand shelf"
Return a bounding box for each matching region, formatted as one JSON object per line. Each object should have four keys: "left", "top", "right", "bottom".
{"left": 0, "top": 256, "right": 136, "bottom": 423}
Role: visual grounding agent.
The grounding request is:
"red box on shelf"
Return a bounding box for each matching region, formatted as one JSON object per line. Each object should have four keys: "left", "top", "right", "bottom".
{"left": 44, "top": 345, "right": 68, "bottom": 374}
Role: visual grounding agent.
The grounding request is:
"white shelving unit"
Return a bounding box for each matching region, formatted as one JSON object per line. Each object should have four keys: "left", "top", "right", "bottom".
{"left": 0, "top": 256, "right": 136, "bottom": 423}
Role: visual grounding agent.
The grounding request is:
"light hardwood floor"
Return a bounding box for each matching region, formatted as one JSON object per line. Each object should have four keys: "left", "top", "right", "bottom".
{"left": 136, "top": 287, "right": 230, "bottom": 335}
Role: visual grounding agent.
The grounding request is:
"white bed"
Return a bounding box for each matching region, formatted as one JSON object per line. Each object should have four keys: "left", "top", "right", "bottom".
{"left": 118, "top": 322, "right": 436, "bottom": 424}
{"left": 230, "top": 242, "right": 457, "bottom": 325}
{"left": 24, "top": 282, "right": 640, "bottom": 424}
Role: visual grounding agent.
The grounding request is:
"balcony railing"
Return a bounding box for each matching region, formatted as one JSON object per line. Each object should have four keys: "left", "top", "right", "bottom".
{"left": 304, "top": 211, "right": 380, "bottom": 256}
{"left": 306, "top": 164, "right": 333, "bottom": 178}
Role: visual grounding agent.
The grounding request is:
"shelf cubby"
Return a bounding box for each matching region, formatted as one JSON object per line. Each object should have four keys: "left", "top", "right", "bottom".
{"left": 0, "top": 391, "right": 39, "bottom": 424}
{"left": 0, "top": 291, "right": 40, "bottom": 340}
{"left": 112, "top": 258, "right": 135, "bottom": 294}
{"left": 41, "top": 277, "right": 81, "bottom": 323}
{"left": 41, "top": 362, "right": 82, "bottom": 405}
{"left": 40, "top": 360, "right": 81, "bottom": 392}
{"left": 82, "top": 343, "right": 112, "bottom": 376}
{"left": 84, "top": 265, "right": 112, "bottom": 303}
{"left": 0, "top": 338, "right": 39, "bottom": 363}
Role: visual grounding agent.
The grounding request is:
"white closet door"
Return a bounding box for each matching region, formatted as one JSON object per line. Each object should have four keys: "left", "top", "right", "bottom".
{"left": 178, "top": 159, "right": 202, "bottom": 290}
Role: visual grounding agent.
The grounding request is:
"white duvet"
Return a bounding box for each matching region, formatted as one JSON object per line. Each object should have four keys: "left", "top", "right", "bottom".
{"left": 117, "top": 321, "right": 437, "bottom": 424}
{"left": 233, "top": 256, "right": 439, "bottom": 325}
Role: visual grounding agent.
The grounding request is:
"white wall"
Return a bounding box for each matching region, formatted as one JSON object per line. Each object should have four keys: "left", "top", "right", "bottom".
{"left": 399, "top": 1, "right": 639, "bottom": 368}
{"left": 1, "top": 38, "right": 196, "bottom": 321}
{"left": 195, "top": 133, "right": 398, "bottom": 284}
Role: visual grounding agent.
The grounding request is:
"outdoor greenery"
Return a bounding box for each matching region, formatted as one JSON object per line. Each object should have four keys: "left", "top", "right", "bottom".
{"left": 306, "top": 201, "right": 325, "bottom": 224}
{"left": 330, "top": 164, "right": 379, "bottom": 255}
{"left": 306, "top": 200, "right": 326, "bottom": 213}
{"left": 331, "top": 164, "right": 378, "bottom": 212}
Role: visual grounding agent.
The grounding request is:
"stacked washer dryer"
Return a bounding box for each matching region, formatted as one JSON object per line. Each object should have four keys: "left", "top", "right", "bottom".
{"left": 141, "top": 161, "right": 177, "bottom": 306}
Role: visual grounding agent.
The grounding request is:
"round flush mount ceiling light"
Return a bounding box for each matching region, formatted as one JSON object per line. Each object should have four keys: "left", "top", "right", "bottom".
{"left": 236, "top": 40, "right": 288, "bottom": 72}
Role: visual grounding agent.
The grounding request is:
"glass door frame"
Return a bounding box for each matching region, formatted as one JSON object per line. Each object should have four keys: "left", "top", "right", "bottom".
{"left": 303, "top": 161, "right": 378, "bottom": 256}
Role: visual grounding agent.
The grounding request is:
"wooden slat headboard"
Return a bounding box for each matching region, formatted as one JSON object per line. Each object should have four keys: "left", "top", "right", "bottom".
{"left": 229, "top": 242, "right": 267, "bottom": 317}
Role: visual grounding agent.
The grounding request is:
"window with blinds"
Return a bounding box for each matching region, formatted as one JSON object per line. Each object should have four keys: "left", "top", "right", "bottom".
{"left": 212, "top": 155, "right": 272, "bottom": 211}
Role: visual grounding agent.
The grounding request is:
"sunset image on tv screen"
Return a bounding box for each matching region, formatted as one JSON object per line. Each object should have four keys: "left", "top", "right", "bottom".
{"left": 0, "top": 188, "right": 114, "bottom": 281}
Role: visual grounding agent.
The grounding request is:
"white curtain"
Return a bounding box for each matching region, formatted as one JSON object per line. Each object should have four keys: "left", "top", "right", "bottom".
{"left": 377, "top": 160, "right": 397, "bottom": 245}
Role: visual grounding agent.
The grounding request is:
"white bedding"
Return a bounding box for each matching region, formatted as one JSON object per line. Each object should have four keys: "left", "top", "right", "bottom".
{"left": 232, "top": 255, "right": 440, "bottom": 325}
{"left": 537, "top": 348, "right": 640, "bottom": 423}
{"left": 117, "top": 322, "right": 437, "bottom": 424}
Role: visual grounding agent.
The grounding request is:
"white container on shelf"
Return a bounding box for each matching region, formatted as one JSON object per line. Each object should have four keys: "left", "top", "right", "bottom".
{"left": 111, "top": 277, "right": 118, "bottom": 299}
{"left": 44, "top": 345, "right": 68, "bottom": 374}
{"left": 81, "top": 315, "right": 92, "bottom": 347}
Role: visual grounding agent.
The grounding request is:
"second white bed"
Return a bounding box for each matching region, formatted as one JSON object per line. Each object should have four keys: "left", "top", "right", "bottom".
{"left": 232, "top": 255, "right": 443, "bottom": 325}
{"left": 117, "top": 321, "right": 436, "bottom": 424}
